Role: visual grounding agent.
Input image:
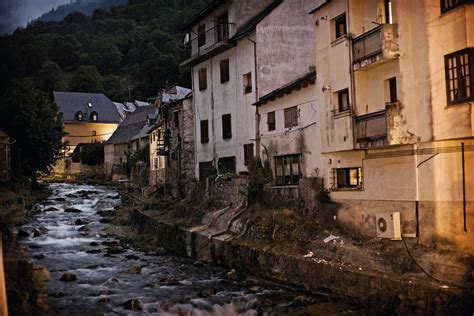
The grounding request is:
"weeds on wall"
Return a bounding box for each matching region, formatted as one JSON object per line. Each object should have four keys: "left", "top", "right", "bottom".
{"left": 247, "top": 158, "right": 273, "bottom": 204}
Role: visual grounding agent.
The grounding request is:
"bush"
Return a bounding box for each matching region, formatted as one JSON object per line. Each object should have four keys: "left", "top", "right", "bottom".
{"left": 72, "top": 142, "right": 104, "bottom": 165}
{"left": 247, "top": 158, "right": 273, "bottom": 204}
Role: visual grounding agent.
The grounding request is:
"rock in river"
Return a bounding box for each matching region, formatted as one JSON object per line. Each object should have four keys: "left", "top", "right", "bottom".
{"left": 226, "top": 269, "right": 238, "bottom": 280}
{"left": 65, "top": 208, "right": 82, "bottom": 213}
{"left": 123, "top": 298, "right": 142, "bottom": 311}
{"left": 75, "top": 219, "right": 85, "bottom": 225}
{"left": 123, "top": 266, "right": 142, "bottom": 274}
{"left": 107, "top": 245, "right": 125, "bottom": 254}
{"left": 17, "top": 229, "right": 30, "bottom": 238}
{"left": 60, "top": 272, "right": 77, "bottom": 282}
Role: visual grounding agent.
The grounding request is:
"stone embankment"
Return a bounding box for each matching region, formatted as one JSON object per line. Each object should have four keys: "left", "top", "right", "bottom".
{"left": 130, "top": 207, "right": 474, "bottom": 314}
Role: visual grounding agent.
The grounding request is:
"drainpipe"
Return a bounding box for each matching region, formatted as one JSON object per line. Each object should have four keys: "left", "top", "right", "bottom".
{"left": 248, "top": 37, "right": 260, "bottom": 160}
{"left": 347, "top": 0, "right": 357, "bottom": 149}
{"left": 414, "top": 143, "right": 420, "bottom": 238}
{"left": 462, "top": 142, "right": 467, "bottom": 232}
{"left": 210, "top": 57, "right": 217, "bottom": 171}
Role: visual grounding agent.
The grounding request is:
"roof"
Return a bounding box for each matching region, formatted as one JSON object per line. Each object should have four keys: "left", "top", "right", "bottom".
{"left": 105, "top": 106, "right": 157, "bottom": 145}
{"left": 229, "top": 0, "right": 283, "bottom": 42}
{"left": 161, "top": 86, "right": 192, "bottom": 104}
{"left": 53, "top": 91, "right": 121, "bottom": 124}
{"left": 181, "top": 0, "right": 226, "bottom": 31}
{"left": 0, "top": 129, "right": 9, "bottom": 139}
{"left": 254, "top": 71, "right": 316, "bottom": 106}
{"left": 309, "top": 0, "right": 331, "bottom": 14}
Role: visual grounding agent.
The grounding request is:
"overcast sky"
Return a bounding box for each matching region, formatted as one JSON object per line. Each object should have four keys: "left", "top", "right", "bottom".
{"left": 0, "top": 0, "right": 70, "bottom": 35}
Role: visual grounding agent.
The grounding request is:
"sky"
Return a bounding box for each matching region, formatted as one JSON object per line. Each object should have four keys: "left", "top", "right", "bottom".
{"left": 0, "top": 0, "right": 70, "bottom": 35}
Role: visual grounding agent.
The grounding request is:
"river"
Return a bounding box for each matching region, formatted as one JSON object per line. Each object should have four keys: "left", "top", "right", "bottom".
{"left": 19, "top": 182, "right": 359, "bottom": 315}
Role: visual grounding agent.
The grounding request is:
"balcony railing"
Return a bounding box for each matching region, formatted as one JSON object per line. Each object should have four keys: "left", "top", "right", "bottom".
{"left": 352, "top": 24, "right": 398, "bottom": 70}
{"left": 184, "top": 23, "right": 235, "bottom": 62}
{"left": 355, "top": 110, "right": 388, "bottom": 148}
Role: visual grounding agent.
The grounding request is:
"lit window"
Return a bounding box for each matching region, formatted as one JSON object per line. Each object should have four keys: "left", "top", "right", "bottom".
{"left": 76, "top": 111, "right": 83, "bottom": 121}
{"left": 336, "top": 167, "right": 363, "bottom": 189}
{"left": 90, "top": 111, "right": 98, "bottom": 122}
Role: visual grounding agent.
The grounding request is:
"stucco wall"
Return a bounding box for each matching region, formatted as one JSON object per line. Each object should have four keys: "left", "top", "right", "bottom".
{"left": 63, "top": 122, "right": 118, "bottom": 153}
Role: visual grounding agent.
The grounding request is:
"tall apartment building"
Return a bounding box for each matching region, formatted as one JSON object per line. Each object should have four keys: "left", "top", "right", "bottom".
{"left": 312, "top": 0, "right": 474, "bottom": 253}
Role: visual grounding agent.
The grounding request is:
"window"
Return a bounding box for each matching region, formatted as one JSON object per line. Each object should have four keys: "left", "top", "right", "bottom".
{"left": 75, "top": 111, "right": 83, "bottom": 121}
{"left": 222, "top": 114, "right": 232, "bottom": 139}
{"left": 216, "top": 12, "right": 229, "bottom": 42}
{"left": 243, "top": 72, "right": 252, "bottom": 94}
{"left": 267, "top": 111, "right": 276, "bottom": 131}
{"left": 200, "top": 120, "right": 209, "bottom": 143}
{"left": 90, "top": 111, "right": 98, "bottom": 122}
{"left": 173, "top": 111, "right": 179, "bottom": 128}
{"left": 220, "top": 59, "right": 229, "bottom": 83}
{"left": 218, "top": 156, "right": 236, "bottom": 174}
{"left": 243, "top": 143, "right": 254, "bottom": 166}
{"left": 445, "top": 48, "right": 474, "bottom": 105}
{"left": 335, "top": 14, "right": 347, "bottom": 39}
{"left": 336, "top": 167, "right": 363, "bottom": 189}
{"left": 337, "top": 89, "right": 350, "bottom": 112}
{"left": 92, "top": 131, "right": 96, "bottom": 136}
{"left": 199, "top": 68, "right": 207, "bottom": 91}
{"left": 284, "top": 106, "right": 298, "bottom": 128}
{"left": 199, "top": 161, "right": 215, "bottom": 181}
{"left": 441, "top": 0, "right": 468, "bottom": 13}
{"left": 198, "top": 24, "right": 206, "bottom": 47}
{"left": 389, "top": 77, "right": 397, "bottom": 102}
{"left": 384, "top": 0, "right": 393, "bottom": 24}
{"left": 275, "top": 155, "right": 301, "bottom": 185}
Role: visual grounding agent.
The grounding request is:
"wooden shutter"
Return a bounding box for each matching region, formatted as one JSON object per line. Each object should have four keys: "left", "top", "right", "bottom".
{"left": 222, "top": 114, "right": 232, "bottom": 139}
{"left": 200, "top": 120, "right": 209, "bottom": 143}
{"left": 199, "top": 68, "right": 207, "bottom": 90}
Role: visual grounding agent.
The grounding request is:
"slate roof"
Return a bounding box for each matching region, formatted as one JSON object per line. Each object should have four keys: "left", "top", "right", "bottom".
{"left": 53, "top": 91, "right": 121, "bottom": 124}
{"left": 106, "top": 106, "right": 157, "bottom": 145}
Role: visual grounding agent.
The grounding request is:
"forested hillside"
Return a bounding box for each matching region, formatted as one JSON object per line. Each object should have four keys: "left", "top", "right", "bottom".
{"left": 0, "top": 0, "right": 209, "bottom": 101}
{"left": 36, "top": 0, "right": 128, "bottom": 23}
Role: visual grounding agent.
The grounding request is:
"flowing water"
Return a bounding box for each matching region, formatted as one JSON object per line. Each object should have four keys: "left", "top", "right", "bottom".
{"left": 20, "top": 183, "right": 358, "bottom": 315}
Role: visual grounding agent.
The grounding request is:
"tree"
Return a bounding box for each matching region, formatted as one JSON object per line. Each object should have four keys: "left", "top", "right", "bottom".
{"left": 69, "top": 65, "right": 104, "bottom": 92}
{"left": 38, "top": 61, "right": 66, "bottom": 91}
{"left": 72, "top": 142, "right": 104, "bottom": 165}
{"left": 0, "top": 79, "right": 64, "bottom": 178}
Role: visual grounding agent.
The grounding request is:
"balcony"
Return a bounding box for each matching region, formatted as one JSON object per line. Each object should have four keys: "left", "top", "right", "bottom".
{"left": 355, "top": 110, "right": 388, "bottom": 149}
{"left": 352, "top": 24, "right": 399, "bottom": 71}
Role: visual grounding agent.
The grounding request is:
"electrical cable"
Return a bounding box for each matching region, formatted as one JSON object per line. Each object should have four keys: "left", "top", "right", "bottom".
{"left": 401, "top": 237, "right": 441, "bottom": 283}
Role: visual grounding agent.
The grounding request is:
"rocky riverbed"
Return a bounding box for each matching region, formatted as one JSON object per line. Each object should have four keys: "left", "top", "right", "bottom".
{"left": 17, "top": 183, "right": 360, "bottom": 315}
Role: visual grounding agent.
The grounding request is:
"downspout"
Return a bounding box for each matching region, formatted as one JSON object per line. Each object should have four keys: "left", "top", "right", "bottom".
{"left": 248, "top": 37, "right": 260, "bottom": 160}
{"left": 210, "top": 57, "right": 217, "bottom": 171}
{"left": 191, "top": 67, "right": 199, "bottom": 179}
{"left": 414, "top": 143, "right": 420, "bottom": 238}
{"left": 347, "top": 0, "right": 357, "bottom": 150}
{"left": 462, "top": 142, "right": 467, "bottom": 232}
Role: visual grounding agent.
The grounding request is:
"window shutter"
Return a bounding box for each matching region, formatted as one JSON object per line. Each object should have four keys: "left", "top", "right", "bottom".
{"left": 222, "top": 114, "right": 232, "bottom": 139}
{"left": 200, "top": 120, "right": 209, "bottom": 143}
{"left": 199, "top": 68, "right": 207, "bottom": 90}
{"left": 220, "top": 59, "right": 229, "bottom": 83}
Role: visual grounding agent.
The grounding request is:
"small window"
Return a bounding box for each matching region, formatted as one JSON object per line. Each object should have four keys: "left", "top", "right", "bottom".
{"left": 337, "top": 89, "right": 350, "bottom": 112}
{"left": 92, "top": 131, "right": 96, "bottom": 136}
{"left": 90, "top": 111, "right": 98, "bottom": 122}
{"left": 200, "top": 120, "right": 209, "bottom": 143}
{"left": 389, "top": 77, "right": 397, "bottom": 102}
{"left": 243, "top": 72, "right": 252, "bottom": 94}
{"left": 76, "top": 111, "right": 83, "bottom": 121}
{"left": 284, "top": 106, "right": 298, "bottom": 128}
{"left": 198, "top": 24, "right": 206, "bottom": 47}
{"left": 336, "top": 167, "right": 363, "bottom": 189}
{"left": 199, "top": 161, "right": 215, "bottom": 181}
{"left": 440, "top": 0, "right": 464, "bottom": 13}
{"left": 220, "top": 59, "right": 230, "bottom": 83}
{"left": 222, "top": 114, "right": 232, "bottom": 139}
{"left": 218, "top": 156, "right": 236, "bottom": 174}
{"left": 199, "top": 68, "right": 207, "bottom": 91}
{"left": 216, "top": 12, "right": 229, "bottom": 42}
{"left": 243, "top": 143, "right": 254, "bottom": 166}
{"left": 173, "top": 111, "right": 179, "bottom": 128}
{"left": 384, "top": 0, "right": 393, "bottom": 24}
{"left": 275, "top": 155, "right": 301, "bottom": 185}
{"left": 267, "top": 111, "right": 276, "bottom": 131}
{"left": 335, "top": 13, "right": 347, "bottom": 38}
{"left": 445, "top": 48, "right": 474, "bottom": 105}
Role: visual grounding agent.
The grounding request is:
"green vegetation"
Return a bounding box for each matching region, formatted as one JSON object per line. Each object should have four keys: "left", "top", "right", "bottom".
{"left": 72, "top": 142, "right": 105, "bottom": 165}
{"left": 247, "top": 158, "right": 273, "bottom": 204}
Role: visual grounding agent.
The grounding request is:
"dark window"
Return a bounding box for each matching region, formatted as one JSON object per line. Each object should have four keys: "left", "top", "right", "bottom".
{"left": 284, "top": 106, "right": 298, "bottom": 128}
{"left": 243, "top": 143, "right": 254, "bottom": 166}
{"left": 267, "top": 111, "right": 276, "bottom": 131}
{"left": 384, "top": 0, "right": 393, "bottom": 24}
{"left": 243, "top": 72, "right": 252, "bottom": 94}
{"left": 338, "top": 89, "right": 350, "bottom": 112}
{"left": 199, "top": 68, "right": 207, "bottom": 91}
{"left": 445, "top": 48, "right": 474, "bottom": 105}
{"left": 198, "top": 24, "right": 206, "bottom": 47}
{"left": 76, "top": 111, "right": 83, "bottom": 121}
{"left": 218, "top": 156, "right": 236, "bottom": 174}
{"left": 441, "top": 0, "right": 468, "bottom": 13}
{"left": 275, "top": 155, "right": 301, "bottom": 185}
{"left": 335, "top": 14, "right": 347, "bottom": 38}
{"left": 199, "top": 161, "right": 215, "bottom": 181}
{"left": 216, "top": 12, "right": 229, "bottom": 42}
{"left": 200, "top": 120, "right": 209, "bottom": 143}
{"left": 389, "top": 77, "right": 397, "bottom": 102}
{"left": 222, "top": 114, "right": 232, "bottom": 139}
{"left": 173, "top": 111, "right": 179, "bottom": 128}
{"left": 90, "top": 111, "right": 98, "bottom": 122}
{"left": 336, "top": 167, "right": 363, "bottom": 188}
{"left": 92, "top": 131, "right": 96, "bottom": 136}
{"left": 220, "top": 59, "right": 230, "bottom": 83}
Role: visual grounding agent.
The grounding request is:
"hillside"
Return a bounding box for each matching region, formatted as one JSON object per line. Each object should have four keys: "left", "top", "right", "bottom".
{"left": 36, "top": 0, "right": 128, "bottom": 23}
{"left": 0, "top": 0, "right": 209, "bottom": 101}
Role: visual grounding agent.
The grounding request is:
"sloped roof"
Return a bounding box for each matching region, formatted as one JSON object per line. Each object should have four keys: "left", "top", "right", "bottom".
{"left": 0, "top": 129, "right": 9, "bottom": 139}
{"left": 53, "top": 91, "right": 121, "bottom": 124}
{"left": 106, "top": 106, "right": 157, "bottom": 145}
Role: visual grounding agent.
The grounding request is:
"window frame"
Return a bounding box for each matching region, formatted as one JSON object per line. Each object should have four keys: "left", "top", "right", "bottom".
{"left": 222, "top": 113, "right": 232, "bottom": 139}
{"left": 220, "top": 59, "right": 230, "bottom": 83}
{"left": 216, "top": 12, "right": 229, "bottom": 42}
{"left": 243, "top": 143, "right": 254, "bottom": 166}
{"left": 444, "top": 48, "right": 474, "bottom": 105}
{"left": 440, "top": 0, "right": 471, "bottom": 13}
{"left": 199, "top": 68, "right": 207, "bottom": 91}
{"left": 218, "top": 156, "right": 236, "bottom": 174}
{"left": 335, "top": 167, "right": 363, "bottom": 189}
{"left": 243, "top": 72, "right": 252, "bottom": 94}
{"left": 198, "top": 24, "right": 206, "bottom": 47}
{"left": 90, "top": 111, "right": 98, "bottom": 122}
{"left": 274, "top": 154, "right": 302, "bottom": 186}
{"left": 267, "top": 111, "right": 276, "bottom": 131}
{"left": 200, "top": 119, "right": 209, "bottom": 144}
{"left": 75, "top": 111, "right": 83, "bottom": 121}
{"left": 337, "top": 88, "right": 350, "bottom": 112}
{"left": 335, "top": 13, "right": 347, "bottom": 39}
{"left": 284, "top": 106, "right": 298, "bottom": 128}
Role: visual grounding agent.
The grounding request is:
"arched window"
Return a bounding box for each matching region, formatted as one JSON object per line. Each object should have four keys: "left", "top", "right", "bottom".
{"left": 75, "top": 111, "right": 83, "bottom": 121}
{"left": 90, "top": 111, "right": 98, "bottom": 122}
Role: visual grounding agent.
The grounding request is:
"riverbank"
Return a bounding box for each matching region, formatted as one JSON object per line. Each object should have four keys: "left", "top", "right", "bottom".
{"left": 108, "top": 187, "right": 474, "bottom": 314}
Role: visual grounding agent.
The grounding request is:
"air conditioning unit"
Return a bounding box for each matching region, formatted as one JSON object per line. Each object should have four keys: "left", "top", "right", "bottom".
{"left": 376, "top": 212, "right": 401, "bottom": 240}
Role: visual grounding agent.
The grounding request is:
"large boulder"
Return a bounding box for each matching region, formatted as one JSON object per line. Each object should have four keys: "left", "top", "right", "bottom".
{"left": 65, "top": 208, "right": 82, "bottom": 213}
{"left": 123, "top": 299, "right": 142, "bottom": 311}
{"left": 59, "top": 273, "right": 77, "bottom": 282}
{"left": 107, "top": 245, "right": 125, "bottom": 254}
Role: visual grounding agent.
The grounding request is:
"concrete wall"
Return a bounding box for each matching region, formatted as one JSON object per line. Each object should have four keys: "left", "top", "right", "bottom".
{"left": 52, "top": 159, "right": 105, "bottom": 176}
{"left": 63, "top": 122, "right": 118, "bottom": 155}
{"left": 256, "top": 0, "right": 316, "bottom": 98}
{"left": 258, "top": 83, "right": 324, "bottom": 180}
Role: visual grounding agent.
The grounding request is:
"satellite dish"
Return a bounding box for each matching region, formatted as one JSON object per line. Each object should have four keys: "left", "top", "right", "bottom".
{"left": 183, "top": 33, "right": 190, "bottom": 46}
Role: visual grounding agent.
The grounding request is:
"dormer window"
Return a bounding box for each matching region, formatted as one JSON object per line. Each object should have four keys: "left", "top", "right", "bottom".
{"left": 76, "top": 111, "right": 83, "bottom": 121}
{"left": 90, "top": 111, "right": 98, "bottom": 122}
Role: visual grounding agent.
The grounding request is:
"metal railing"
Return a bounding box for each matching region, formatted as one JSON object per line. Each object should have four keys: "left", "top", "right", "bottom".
{"left": 355, "top": 110, "right": 387, "bottom": 147}
{"left": 186, "top": 23, "right": 235, "bottom": 59}
{"left": 353, "top": 26, "right": 383, "bottom": 64}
